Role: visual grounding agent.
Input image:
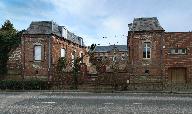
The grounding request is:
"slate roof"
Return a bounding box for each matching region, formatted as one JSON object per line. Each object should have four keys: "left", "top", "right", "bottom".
{"left": 24, "top": 21, "right": 85, "bottom": 46}
{"left": 94, "top": 45, "right": 128, "bottom": 52}
{"left": 128, "top": 17, "right": 164, "bottom": 31}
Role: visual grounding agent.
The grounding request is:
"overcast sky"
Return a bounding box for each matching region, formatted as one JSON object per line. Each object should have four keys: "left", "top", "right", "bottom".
{"left": 0, "top": 0, "right": 192, "bottom": 46}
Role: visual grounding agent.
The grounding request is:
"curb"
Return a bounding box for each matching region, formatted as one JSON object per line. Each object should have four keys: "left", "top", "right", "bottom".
{"left": 1, "top": 90, "right": 192, "bottom": 94}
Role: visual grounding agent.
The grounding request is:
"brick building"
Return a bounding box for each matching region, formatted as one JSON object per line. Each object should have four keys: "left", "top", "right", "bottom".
{"left": 6, "top": 46, "right": 22, "bottom": 80}
{"left": 128, "top": 17, "right": 192, "bottom": 83}
{"left": 21, "top": 21, "right": 88, "bottom": 80}
{"left": 92, "top": 45, "right": 128, "bottom": 72}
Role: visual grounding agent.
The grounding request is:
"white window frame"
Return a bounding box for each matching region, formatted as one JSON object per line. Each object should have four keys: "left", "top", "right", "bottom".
{"left": 71, "top": 50, "right": 76, "bottom": 67}
{"left": 143, "top": 42, "right": 151, "bottom": 59}
{"left": 170, "top": 48, "right": 187, "bottom": 54}
{"left": 61, "top": 48, "right": 66, "bottom": 57}
{"left": 34, "top": 45, "right": 42, "bottom": 61}
{"left": 113, "top": 56, "right": 117, "bottom": 62}
{"left": 79, "top": 52, "right": 83, "bottom": 63}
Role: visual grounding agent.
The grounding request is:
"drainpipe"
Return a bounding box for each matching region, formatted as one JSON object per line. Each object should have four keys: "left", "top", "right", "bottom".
{"left": 48, "top": 35, "right": 51, "bottom": 81}
{"left": 131, "top": 30, "right": 135, "bottom": 74}
{"left": 48, "top": 21, "right": 53, "bottom": 81}
{"left": 22, "top": 34, "right": 25, "bottom": 80}
{"left": 160, "top": 32, "right": 163, "bottom": 89}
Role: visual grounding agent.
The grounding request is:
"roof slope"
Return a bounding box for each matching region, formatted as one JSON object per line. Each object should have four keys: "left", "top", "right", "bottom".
{"left": 24, "top": 21, "right": 85, "bottom": 46}
{"left": 24, "top": 21, "right": 60, "bottom": 35}
{"left": 128, "top": 17, "right": 164, "bottom": 32}
{"left": 95, "top": 45, "right": 128, "bottom": 52}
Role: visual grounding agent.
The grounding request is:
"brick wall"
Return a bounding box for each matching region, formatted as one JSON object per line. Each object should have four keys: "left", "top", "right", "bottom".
{"left": 92, "top": 51, "right": 128, "bottom": 73}
{"left": 163, "top": 32, "right": 192, "bottom": 82}
{"left": 51, "top": 35, "right": 88, "bottom": 71}
{"left": 128, "top": 31, "right": 192, "bottom": 83}
{"left": 22, "top": 34, "right": 88, "bottom": 80}
{"left": 22, "top": 34, "right": 50, "bottom": 79}
{"left": 7, "top": 45, "right": 22, "bottom": 79}
{"left": 128, "top": 32, "right": 164, "bottom": 76}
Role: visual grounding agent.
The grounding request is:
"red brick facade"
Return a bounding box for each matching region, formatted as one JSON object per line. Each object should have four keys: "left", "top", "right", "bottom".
{"left": 6, "top": 18, "right": 192, "bottom": 84}
{"left": 21, "top": 21, "right": 88, "bottom": 80}
{"left": 21, "top": 34, "right": 50, "bottom": 79}
{"left": 128, "top": 32, "right": 163, "bottom": 77}
{"left": 164, "top": 32, "right": 192, "bottom": 83}
{"left": 93, "top": 45, "right": 128, "bottom": 73}
{"left": 128, "top": 18, "right": 192, "bottom": 83}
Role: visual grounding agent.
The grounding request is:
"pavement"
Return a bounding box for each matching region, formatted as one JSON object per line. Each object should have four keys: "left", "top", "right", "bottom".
{"left": 0, "top": 92, "right": 192, "bottom": 114}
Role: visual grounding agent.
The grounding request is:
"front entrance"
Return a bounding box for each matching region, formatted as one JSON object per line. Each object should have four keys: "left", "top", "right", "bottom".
{"left": 168, "top": 67, "right": 186, "bottom": 83}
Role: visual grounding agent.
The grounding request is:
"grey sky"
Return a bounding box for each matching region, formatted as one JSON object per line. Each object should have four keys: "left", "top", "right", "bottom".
{"left": 0, "top": 0, "right": 192, "bottom": 45}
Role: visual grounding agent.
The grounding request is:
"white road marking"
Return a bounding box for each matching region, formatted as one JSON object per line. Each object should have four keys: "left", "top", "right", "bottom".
{"left": 41, "top": 102, "right": 56, "bottom": 104}
{"left": 133, "top": 102, "right": 142, "bottom": 105}
{"left": 104, "top": 102, "right": 114, "bottom": 105}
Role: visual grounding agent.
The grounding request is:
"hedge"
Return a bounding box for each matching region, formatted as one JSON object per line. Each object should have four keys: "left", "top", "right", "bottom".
{"left": 0, "top": 80, "right": 49, "bottom": 90}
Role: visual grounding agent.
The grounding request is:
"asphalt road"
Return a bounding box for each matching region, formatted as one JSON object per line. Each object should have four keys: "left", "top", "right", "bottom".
{"left": 0, "top": 92, "right": 192, "bottom": 114}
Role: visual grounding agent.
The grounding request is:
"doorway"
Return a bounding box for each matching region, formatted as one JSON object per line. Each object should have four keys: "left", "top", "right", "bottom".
{"left": 168, "top": 67, "right": 186, "bottom": 83}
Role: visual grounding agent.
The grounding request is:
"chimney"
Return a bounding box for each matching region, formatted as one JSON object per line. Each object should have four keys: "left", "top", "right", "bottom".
{"left": 128, "top": 23, "right": 133, "bottom": 31}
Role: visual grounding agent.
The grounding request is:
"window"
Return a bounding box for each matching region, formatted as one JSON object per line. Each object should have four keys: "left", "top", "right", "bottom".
{"left": 145, "top": 69, "right": 149, "bottom": 74}
{"left": 71, "top": 54, "right": 74, "bottom": 67}
{"left": 180, "top": 48, "right": 186, "bottom": 54}
{"left": 97, "top": 57, "right": 102, "bottom": 61}
{"left": 121, "top": 56, "right": 125, "bottom": 60}
{"left": 121, "top": 53, "right": 126, "bottom": 60}
{"left": 80, "top": 52, "right": 83, "bottom": 58}
{"left": 113, "top": 56, "right": 117, "bottom": 62}
{"left": 143, "top": 42, "right": 151, "bottom": 59}
{"left": 170, "top": 48, "right": 187, "bottom": 54}
{"left": 71, "top": 51, "right": 76, "bottom": 67}
{"left": 61, "top": 27, "right": 67, "bottom": 38}
{"left": 34, "top": 45, "right": 42, "bottom": 61}
{"left": 104, "top": 56, "right": 107, "bottom": 60}
{"left": 79, "top": 52, "right": 83, "bottom": 63}
{"left": 61, "top": 48, "right": 66, "bottom": 57}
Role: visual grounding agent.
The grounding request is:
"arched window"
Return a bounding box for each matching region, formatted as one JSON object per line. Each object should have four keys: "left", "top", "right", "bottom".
{"left": 143, "top": 42, "right": 151, "bottom": 59}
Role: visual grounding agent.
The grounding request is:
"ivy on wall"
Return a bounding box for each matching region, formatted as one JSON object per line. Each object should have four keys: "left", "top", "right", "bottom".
{"left": 56, "top": 57, "right": 67, "bottom": 73}
{"left": 0, "top": 20, "right": 22, "bottom": 78}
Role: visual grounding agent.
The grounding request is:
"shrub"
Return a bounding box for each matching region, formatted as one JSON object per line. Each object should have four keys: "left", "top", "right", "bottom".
{"left": 0, "top": 80, "right": 48, "bottom": 90}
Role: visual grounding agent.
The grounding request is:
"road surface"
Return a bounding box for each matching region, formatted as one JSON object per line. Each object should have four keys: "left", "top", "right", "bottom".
{"left": 0, "top": 92, "right": 192, "bottom": 114}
